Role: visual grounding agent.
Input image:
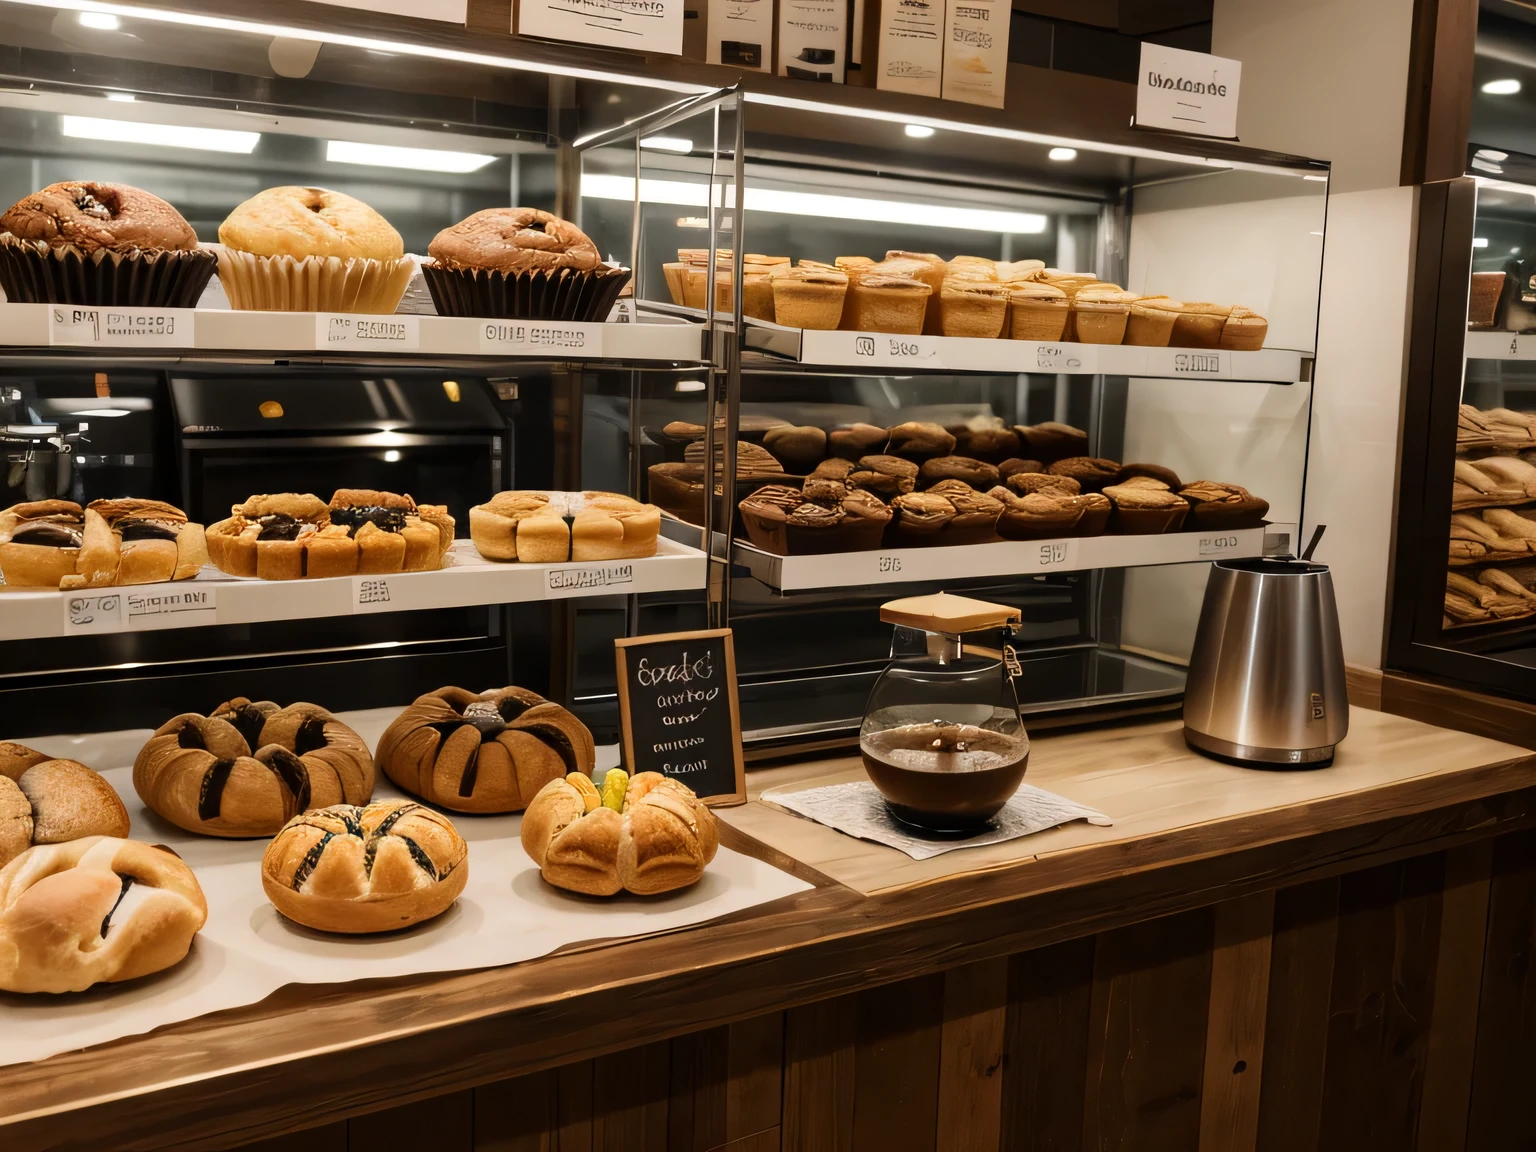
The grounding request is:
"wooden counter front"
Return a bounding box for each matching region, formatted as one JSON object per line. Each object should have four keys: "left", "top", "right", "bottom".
{"left": 3, "top": 705, "right": 1535, "bottom": 1151}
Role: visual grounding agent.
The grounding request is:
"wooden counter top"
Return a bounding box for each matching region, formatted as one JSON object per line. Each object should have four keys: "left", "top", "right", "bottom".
{"left": 4, "top": 707, "right": 1534, "bottom": 1152}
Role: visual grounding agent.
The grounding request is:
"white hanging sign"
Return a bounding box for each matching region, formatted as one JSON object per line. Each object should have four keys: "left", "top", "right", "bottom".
{"left": 1136, "top": 43, "right": 1241, "bottom": 139}
{"left": 518, "top": 0, "right": 684, "bottom": 56}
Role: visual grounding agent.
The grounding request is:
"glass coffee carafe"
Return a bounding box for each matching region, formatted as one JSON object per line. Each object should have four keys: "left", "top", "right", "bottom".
{"left": 859, "top": 593, "right": 1030, "bottom": 832}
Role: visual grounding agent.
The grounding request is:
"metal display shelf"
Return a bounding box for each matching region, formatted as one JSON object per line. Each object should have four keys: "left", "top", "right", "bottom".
{"left": 0, "top": 304, "right": 705, "bottom": 363}
{"left": 740, "top": 318, "right": 1307, "bottom": 382}
{"left": 0, "top": 537, "right": 706, "bottom": 641}
{"left": 1465, "top": 329, "right": 1536, "bottom": 360}
{"left": 731, "top": 525, "right": 1271, "bottom": 592}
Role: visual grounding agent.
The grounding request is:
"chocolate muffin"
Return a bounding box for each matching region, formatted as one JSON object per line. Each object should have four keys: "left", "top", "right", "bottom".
{"left": 1103, "top": 478, "right": 1189, "bottom": 534}
{"left": 762, "top": 425, "right": 828, "bottom": 474}
{"left": 1118, "top": 462, "right": 1183, "bottom": 491}
{"left": 1048, "top": 457, "right": 1122, "bottom": 493}
{"left": 998, "top": 458, "right": 1046, "bottom": 481}
{"left": 828, "top": 423, "right": 890, "bottom": 461}
{"left": 1179, "top": 481, "right": 1269, "bottom": 529}
{"left": 849, "top": 455, "right": 919, "bottom": 498}
{"left": 991, "top": 488, "right": 1085, "bottom": 540}
{"left": 1007, "top": 472, "right": 1080, "bottom": 496}
{"left": 1068, "top": 492, "right": 1112, "bottom": 535}
{"left": 919, "top": 456, "right": 1000, "bottom": 490}
{"left": 885, "top": 491, "right": 955, "bottom": 546}
{"left": 1016, "top": 422, "right": 1089, "bottom": 463}
{"left": 886, "top": 422, "right": 957, "bottom": 461}
{"left": 951, "top": 426, "right": 1022, "bottom": 464}
{"left": 0, "top": 181, "right": 215, "bottom": 306}
{"left": 737, "top": 484, "right": 890, "bottom": 555}
{"left": 925, "top": 480, "right": 1003, "bottom": 545}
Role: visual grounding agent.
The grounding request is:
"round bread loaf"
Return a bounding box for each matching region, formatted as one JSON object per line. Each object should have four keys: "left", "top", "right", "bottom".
{"left": 0, "top": 742, "right": 130, "bottom": 869}
{"left": 522, "top": 770, "right": 718, "bottom": 897}
{"left": 0, "top": 836, "right": 207, "bottom": 993}
{"left": 218, "top": 186, "right": 403, "bottom": 261}
{"left": 262, "top": 800, "right": 468, "bottom": 934}
{"left": 376, "top": 686, "right": 596, "bottom": 814}
{"left": 133, "top": 698, "right": 374, "bottom": 837}
{"left": 1, "top": 182, "right": 197, "bottom": 253}
{"left": 428, "top": 208, "right": 599, "bottom": 275}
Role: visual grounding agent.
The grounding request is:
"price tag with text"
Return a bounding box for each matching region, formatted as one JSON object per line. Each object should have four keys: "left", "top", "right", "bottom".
{"left": 850, "top": 332, "right": 944, "bottom": 370}
{"left": 352, "top": 576, "right": 396, "bottom": 613}
{"left": 61, "top": 591, "right": 124, "bottom": 635}
{"left": 478, "top": 320, "right": 603, "bottom": 358}
{"left": 49, "top": 306, "right": 191, "bottom": 348}
{"left": 1030, "top": 538, "right": 1079, "bottom": 572}
{"left": 1198, "top": 533, "right": 1244, "bottom": 557}
{"left": 870, "top": 553, "right": 908, "bottom": 579}
{"left": 1168, "top": 350, "right": 1227, "bottom": 376}
{"left": 316, "top": 314, "right": 420, "bottom": 352}
{"left": 1032, "top": 343, "right": 1097, "bottom": 373}
{"left": 545, "top": 563, "right": 635, "bottom": 599}
{"left": 124, "top": 586, "right": 217, "bottom": 630}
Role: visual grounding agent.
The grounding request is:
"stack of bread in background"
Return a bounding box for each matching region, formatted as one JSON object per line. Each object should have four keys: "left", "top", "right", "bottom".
{"left": 661, "top": 249, "right": 1268, "bottom": 350}
{"left": 1446, "top": 403, "right": 1536, "bottom": 628}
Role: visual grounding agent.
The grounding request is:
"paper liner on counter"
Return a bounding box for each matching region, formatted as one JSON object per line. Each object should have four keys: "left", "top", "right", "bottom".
{"left": 0, "top": 234, "right": 218, "bottom": 307}
{"left": 214, "top": 246, "right": 415, "bottom": 314}
{"left": 422, "top": 262, "right": 631, "bottom": 321}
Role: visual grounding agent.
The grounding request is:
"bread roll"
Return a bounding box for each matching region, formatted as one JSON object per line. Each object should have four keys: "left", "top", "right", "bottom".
{"left": 0, "top": 837, "right": 206, "bottom": 993}
{"left": 0, "top": 744, "right": 130, "bottom": 868}
{"left": 262, "top": 801, "right": 467, "bottom": 934}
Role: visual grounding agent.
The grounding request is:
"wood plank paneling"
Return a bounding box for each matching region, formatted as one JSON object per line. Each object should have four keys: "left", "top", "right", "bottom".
{"left": 726, "top": 1013, "right": 785, "bottom": 1141}
{"left": 713, "top": 1129, "right": 782, "bottom": 1152}
{"left": 935, "top": 957, "right": 1009, "bottom": 1151}
{"left": 1318, "top": 857, "right": 1445, "bottom": 1152}
{"left": 851, "top": 974, "right": 945, "bottom": 1152}
{"left": 557, "top": 1061, "right": 595, "bottom": 1152}
{"left": 1256, "top": 878, "right": 1340, "bottom": 1152}
{"left": 1417, "top": 841, "right": 1493, "bottom": 1152}
{"left": 669, "top": 1028, "right": 729, "bottom": 1152}
{"left": 349, "top": 1090, "right": 473, "bottom": 1151}
{"left": 1466, "top": 830, "right": 1536, "bottom": 1149}
{"left": 239, "top": 1121, "right": 348, "bottom": 1151}
{"left": 1198, "top": 892, "right": 1275, "bottom": 1152}
{"left": 592, "top": 1042, "right": 669, "bottom": 1152}
{"left": 783, "top": 996, "right": 857, "bottom": 1152}
{"left": 1083, "top": 909, "right": 1215, "bottom": 1151}
{"left": 1001, "top": 936, "right": 1095, "bottom": 1152}
{"left": 475, "top": 1071, "right": 556, "bottom": 1151}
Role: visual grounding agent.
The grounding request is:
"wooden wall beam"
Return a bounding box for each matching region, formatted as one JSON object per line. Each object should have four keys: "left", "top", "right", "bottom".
{"left": 1198, "top": 892, "right": 1276, "bottom": 1152}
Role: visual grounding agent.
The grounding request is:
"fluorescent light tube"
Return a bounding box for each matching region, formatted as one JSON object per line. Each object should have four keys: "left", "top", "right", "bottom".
{"left": 1474, "top": 237, "right": 1490, "bottom": 248}
{"left": 326, "top": 139, "right": 496, "bottom": 173}
{"left": 640, "top": 135, "right": 692, "bottom": 152}
{"left": 1047, "top": 147, "right": 1076, "bottom": 161}
{"left": 1482, "top": 79, "right": 1522, "bottom": 96}
{"left": 61, "top": 114, "right": 259, "bottom": 153}
{"left": 105, "top": 91, "right": 135, "bottom": 101}
{"left": 76, "top": 9, "right": 116, "bottom": 27}
{"left": 904, "top": 124, "right": 935, "bottom": 139}
{"left": 582, "top": 174, "right": 1048, "bottom": 234}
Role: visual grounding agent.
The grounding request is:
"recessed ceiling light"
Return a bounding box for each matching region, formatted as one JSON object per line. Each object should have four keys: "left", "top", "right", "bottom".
{"left": 640, "top": 135, "right": 692, "bottom": 153}
{"left": 1483, "top": 78, "right": 1522, "bottom": 96}
{"left": 77, "top": 11, "right": 119, "bottom": 29}
{"left": 326, "top": 139, "right": 496, "bottom": 173}
{"left": 383, "top": 449, "right": 402, "bottom": 462}
{"left": 1474, "top": 237, "right": 1490, "bottom": 248}
{"left": 1048, "top": 147, "right": 1077, "bottom": 161}
{"left": 61, "top": 115, "right": 260, "bottom": 154}
{"left": 105, "top": 91, "right": 135, "bottom": 102}
{"left": 904, "top": 124, "right": 935, "bottom": 139}
{"left": 1477, "top": 148, "right": 1510, "bottom": 161}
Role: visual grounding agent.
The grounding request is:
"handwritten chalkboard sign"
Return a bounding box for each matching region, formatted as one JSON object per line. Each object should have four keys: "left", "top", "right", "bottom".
{"left": 614, "top": 628, "right": 746, "bottom": 807}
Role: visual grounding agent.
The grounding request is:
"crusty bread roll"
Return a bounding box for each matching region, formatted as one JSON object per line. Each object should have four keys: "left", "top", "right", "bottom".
{"left": 0, "top": 742, "right": 130, "bottom": 868}
{"left": 133, "top": 698, "right": 374, "bottom": 837}
{"left": 469, "top": 490, "right": 660, "bottom": 563}
{"left": 219, "top": 186, "right": 403, "bottom": 261}
{"left": 377, "top": 686, "right": 595, "bottom": 813}
{"left": 0, "top": 498, "right": 205, "bottom": 590}
{"left": 0, "top": 837, "right": 207, "bottom": 993}
{"left": 261, "top": 800, "right": 467, "bottom": 934}
{"left": 521, "top": 770, "right": 718, "bottom": 896}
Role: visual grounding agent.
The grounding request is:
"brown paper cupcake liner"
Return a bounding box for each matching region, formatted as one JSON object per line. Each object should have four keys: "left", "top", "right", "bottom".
{"left": 423, "top": 264, "right": 631, "bottom": 322}
{"left": 0, "top": 235, "right": 217, "bottom": 307}
{"left": 215, "top": 248, "right": 414, "bottom": 314}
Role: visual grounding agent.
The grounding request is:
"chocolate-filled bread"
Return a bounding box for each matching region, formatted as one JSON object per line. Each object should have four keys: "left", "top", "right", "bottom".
{"left": 829, "top": 423, "right": 890, "bottom": 461}
{"left": 886, "top": 422, "right": 956, "bottom": 461}
{"left": 919, "top": 456, "right": 1000, "bottom": 490}
{"left": 1016, "top": 422, "right": 1089, "bottom": 463}
{"left": 849, "top": 455, "right": 919, "bottom": 497}
{"left": 1048, "top": 457, "right": 1122, "bottom": 493}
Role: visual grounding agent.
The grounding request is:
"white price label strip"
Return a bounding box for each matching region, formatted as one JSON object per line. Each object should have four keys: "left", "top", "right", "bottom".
{"left": 1032, "top": 344, "right": 1097, "bottom": 373}
{"left": 545, "top": 563, "right": 635, "bottom": 599}
{"left": 316, "top": 314, "right": 420, "bottom": 351}
{"left": 478, "top": 321, "right": 603, "bottom": 357}
{"left": 61, "top": 592, "right": 124, "bottom": 635}
{"left": 124, "top": 587, "right": 217, "bottom": 630}
{"left": 49, "top": 306, "right": 191, "bottom": 347}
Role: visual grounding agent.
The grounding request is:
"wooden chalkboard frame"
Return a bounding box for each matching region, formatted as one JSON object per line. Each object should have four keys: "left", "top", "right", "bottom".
{"left": 614, "top": 627, "right": 747, "bottom": 807}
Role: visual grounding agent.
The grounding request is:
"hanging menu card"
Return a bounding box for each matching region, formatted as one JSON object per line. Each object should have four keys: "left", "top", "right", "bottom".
{"left": 707, "top": 0, "right": 773, "bottom": 69}
{"left": 615, "top": 628, "right": 746, "bottom": 806}
{"left": 518, "top": 0, "right": 685, "bottom": 55}
{"left": 778, "top": 0, "right": 847, "bottom": 82}
{"left": 875, "top": 0, "right": 943, "bottom": 97}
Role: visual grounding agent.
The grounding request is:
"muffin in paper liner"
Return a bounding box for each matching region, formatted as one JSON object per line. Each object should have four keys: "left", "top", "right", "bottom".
{"left": 0, "top": 234, "right": 217, "bottom": 307}
{"left": 421, "top": 263, "right": 632, "bottom": 322}
{"left": 214, "top": 246, "right": 415, "bottom": 313}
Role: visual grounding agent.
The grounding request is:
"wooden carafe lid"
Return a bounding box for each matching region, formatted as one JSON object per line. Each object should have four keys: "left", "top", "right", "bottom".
{"left": 879, "top": 592, "right": 1021, "bottom": 633}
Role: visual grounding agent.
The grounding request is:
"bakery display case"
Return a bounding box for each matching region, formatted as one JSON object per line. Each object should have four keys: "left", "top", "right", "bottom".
{"left": 605, "top": 88, "right": 1328, "bottom": 750}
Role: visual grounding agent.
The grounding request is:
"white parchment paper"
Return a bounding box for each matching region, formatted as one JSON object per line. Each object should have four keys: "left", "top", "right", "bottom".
{"left": 0, "top": 708, "right": 811, "bottom": 1067}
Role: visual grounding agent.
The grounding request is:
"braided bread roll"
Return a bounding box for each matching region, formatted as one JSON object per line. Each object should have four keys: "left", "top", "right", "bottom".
{"left": 261, "top": 800, "right": 467, "bottom": 934}
{"left": 0, "top": 836, "right": 207, "bottom": 993}
{"left": 133, "top": 698, "right": 374, "bottom": 838}
{"left": 521, "top": 771, "right": 718, "bottom": 897}
{"left": 376, "top": 686, "right": 595, "bottom": 813}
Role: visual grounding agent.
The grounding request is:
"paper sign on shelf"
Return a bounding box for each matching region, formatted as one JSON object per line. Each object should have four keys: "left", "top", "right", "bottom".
{"left": 777, "top": 0, "right": 848, "bottom": 83}
{"left": 803, "top": 329, "right": 944, "bottom": 370}
{"left": 546, "top": 563, "right": 636, "bottom": 599}
{"left": 707, "top": 0, "right": 773, "bottom": 69}
{"left": 1136, "top": 43, "right": 1241, "bottom": 139}
{"left": 518, "top": 0, "right": 684, "bottom": 56}
{"left": 61, "top": 592, "right": 124, "bottom": 636}
{"left": 316, "top": 314, "right": 420, "bottom": 352}
{"left": 478, "top": 320, "right": 604, "bottom": 357}
{"left": 308, "top": 0, "right": 467, "bottom": 19}
{"left": 1030, "top": 343, "right": 1097, "bottom": 374}
{"left": 125, "top": 587, "right": 217, "bottom": 631}
{"left": 875, "top": 0, "right": 943, "bottom": 98}
{"left": 49, "top": 306, "right": 191, "bottom": 348}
